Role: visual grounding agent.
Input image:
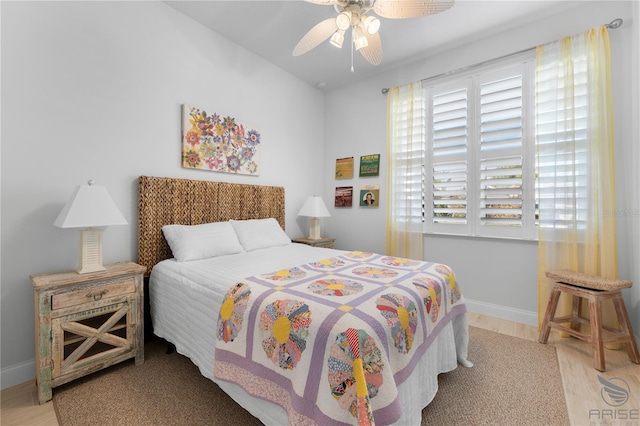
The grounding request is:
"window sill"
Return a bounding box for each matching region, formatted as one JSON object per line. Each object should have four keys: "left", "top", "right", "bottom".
{"left": 423, "top": 231, "right": 539, "bottom": 244}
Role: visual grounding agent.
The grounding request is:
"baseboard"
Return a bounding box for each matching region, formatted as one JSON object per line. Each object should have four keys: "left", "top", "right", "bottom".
{"left": 464, "top": 298, "right": 640, "bottom": 345}
{"left": 1, "top": 358, "right": 34, "bottom": 391}
{"left": 464, "top": 298, "right": 538, "bottom": 327}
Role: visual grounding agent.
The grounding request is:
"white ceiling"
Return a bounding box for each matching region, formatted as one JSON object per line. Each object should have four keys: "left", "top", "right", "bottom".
{"left": 166, "top": 0, "right": 585, "bottom": 90}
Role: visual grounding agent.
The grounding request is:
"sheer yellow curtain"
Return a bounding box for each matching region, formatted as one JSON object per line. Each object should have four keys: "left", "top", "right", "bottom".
{"left": 536, "top": 26, "right": 619, "bottom": 331}
{"left": 385, "top": 82, "right": 424, "bottom": 259}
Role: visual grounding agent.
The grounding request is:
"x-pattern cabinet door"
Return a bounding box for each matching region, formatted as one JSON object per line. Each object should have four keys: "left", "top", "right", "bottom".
{"left": 51, "top": 300, "right": 133, "bottom": 377}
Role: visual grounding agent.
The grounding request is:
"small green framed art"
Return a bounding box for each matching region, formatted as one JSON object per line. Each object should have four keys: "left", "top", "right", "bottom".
{"left": 359, "top": 154, "right": 380, "bottom": 177}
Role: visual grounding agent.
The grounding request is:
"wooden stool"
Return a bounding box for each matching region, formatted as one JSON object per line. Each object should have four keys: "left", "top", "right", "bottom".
{"left": 539, "top": 270, "right": 640, "bottom": 371}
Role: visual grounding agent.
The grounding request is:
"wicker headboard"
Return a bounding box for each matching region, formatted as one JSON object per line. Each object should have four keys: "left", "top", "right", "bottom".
{"left": 137, "top": 175, "right": 285, "bottom": 275}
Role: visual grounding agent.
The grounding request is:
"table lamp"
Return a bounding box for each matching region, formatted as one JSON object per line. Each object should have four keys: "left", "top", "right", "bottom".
{"left": 53, "top": 180, "right": 128, "bottom": 274}
{"left": 297, "top": 195, "right": 330, "bottom": 240}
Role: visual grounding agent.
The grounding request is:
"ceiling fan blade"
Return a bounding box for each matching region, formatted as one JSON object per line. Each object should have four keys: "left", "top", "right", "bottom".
{"left": 293, "top": 18, "right": 338, "bottom": 56}
{"left": 373, "top": 0, "right": 454, "bottom": 19}
{"left": 358, "top": 31, "right": 382, "bottom": 65}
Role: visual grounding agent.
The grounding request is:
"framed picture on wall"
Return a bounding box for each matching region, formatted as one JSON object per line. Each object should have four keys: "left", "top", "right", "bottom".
{"left": 335, "top": 157, "right": 354, "bottom": 179}
{"left": 359, "top": 185, "right": 379, "bottom": 207}
{"left": 359, "top": 154, "right": 380, "bottom": 177}
{"left": 335, "top": 186, "right": 353, "bottom": 207}
{"left": 181, "top": 104, "right": 261, "bottom": 175}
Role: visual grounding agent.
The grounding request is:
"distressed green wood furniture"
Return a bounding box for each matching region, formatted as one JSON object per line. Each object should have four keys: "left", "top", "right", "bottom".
{"left": 31, "top": 262, "right": 145, "bottom": 404}
{"left": 292, "top": 237, "right": 336, "bottom": 249}
{"left": 539, "top": 270, "right": 640, "bottom": 371}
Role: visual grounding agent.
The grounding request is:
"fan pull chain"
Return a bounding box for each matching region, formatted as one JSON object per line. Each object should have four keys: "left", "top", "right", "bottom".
{"left": 350, "top": 26, "right": 355, "bottom": 73}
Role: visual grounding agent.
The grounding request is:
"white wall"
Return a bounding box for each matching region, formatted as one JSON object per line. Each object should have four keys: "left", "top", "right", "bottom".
{"left": 0, "top": 1, "right": 325, "bottom": 388}
{"left": 323, "top": 1, "right": 640, "bottom": 328}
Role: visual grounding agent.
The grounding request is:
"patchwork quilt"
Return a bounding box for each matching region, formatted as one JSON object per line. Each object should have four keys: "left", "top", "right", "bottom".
{"left": 214, "top": 251, "right": 466, "bottom": 425}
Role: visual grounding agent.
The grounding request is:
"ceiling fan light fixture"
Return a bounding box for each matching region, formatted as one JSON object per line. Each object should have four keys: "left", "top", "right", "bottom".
{"left": 362, "top": 15, "right": 380, "bottom": 35}
{"left": 330, "top": 30, "right": 345, "bottom": 48}
{"left": 335, "top": 11, "right": 351, "bottom": 31}
{"left": 354, "top": 37, "right": 368, "bottom": 51}
{"left": 353, "top": 26, "right": 368, "bottom": 51}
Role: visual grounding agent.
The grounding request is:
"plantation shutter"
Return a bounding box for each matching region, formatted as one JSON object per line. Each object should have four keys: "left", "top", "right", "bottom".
{"left": 536, "top": 51, "right": 588, "bottom": 230}
{"left": 426, "top": 80, "right": 470, "bottom": 234}
{"left": 388, "top": 85, "right": 425, "bottom": 223}
{"left": 424, "top": 58, "right": 536, "bottom": 239}
{"left": 476, "top": 69, "right": 528, "bottom": 237}
{"left": 396, "top": 114, "right": 426, "bottom": 223}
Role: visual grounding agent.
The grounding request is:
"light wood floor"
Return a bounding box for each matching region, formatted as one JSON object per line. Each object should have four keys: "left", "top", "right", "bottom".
{"left": 2, "top": 312, "right": 639, "bottom": 425}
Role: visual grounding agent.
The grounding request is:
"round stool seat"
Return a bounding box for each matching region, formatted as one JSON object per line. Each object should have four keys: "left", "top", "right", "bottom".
{"left": 545, "top": 270, "right": 631, "bottom": 291}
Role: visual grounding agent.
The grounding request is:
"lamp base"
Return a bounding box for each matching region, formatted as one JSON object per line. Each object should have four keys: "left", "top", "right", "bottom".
{"left": 308, "top": 218, "right": 321, "bottom": 240}
{"left": 77, "top": 228, "right": 106, "bottom": 274}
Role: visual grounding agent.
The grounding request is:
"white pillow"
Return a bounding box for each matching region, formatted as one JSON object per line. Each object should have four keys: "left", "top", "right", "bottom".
{"left": 162, "top": 221, "right": 244, "bottom": 262}
{"left": 230, "top": 218, "right": 291, "bottom": 251}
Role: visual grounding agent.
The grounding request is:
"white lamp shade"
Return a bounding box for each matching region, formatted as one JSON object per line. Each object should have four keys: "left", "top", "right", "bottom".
{"left": 54, "top": 182, "right": 127, "bottom": 228}
{"left": 336, "top": 11, "right": 351, "bottom": 31}
{"left": 362, "top": 15, "right": 380, "bottom": 35}
{"left": 353, "top": 26, "right": 369, "bottom": 51}
{"left": 297, "top": 196, "right": 330, "bottom": 218}
{"left": 330, "top": 30, "right": 345, "bottom": 48}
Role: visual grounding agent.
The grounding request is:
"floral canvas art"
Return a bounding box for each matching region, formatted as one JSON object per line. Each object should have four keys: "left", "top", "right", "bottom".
{"left": 182, "top": 104, "right": 261, "bottom": 175}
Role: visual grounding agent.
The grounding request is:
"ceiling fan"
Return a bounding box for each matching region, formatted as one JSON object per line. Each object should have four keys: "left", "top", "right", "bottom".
{"left": 293, "top": 0, "right": 455, "bottom": 69}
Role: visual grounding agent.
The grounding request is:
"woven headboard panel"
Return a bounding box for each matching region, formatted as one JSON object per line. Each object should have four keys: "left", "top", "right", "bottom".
{"left": 137, "top": 175, "right": 285, "bottom": 275}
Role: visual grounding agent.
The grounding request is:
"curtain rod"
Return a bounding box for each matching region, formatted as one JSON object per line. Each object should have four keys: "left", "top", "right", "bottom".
{"left": 381, "top": 18, "right": 623, "bottom": 95}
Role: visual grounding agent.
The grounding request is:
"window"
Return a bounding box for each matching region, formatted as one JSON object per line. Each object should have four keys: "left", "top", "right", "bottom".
{"left": 388, "top": 84, "right": 425, "bottom": 224}
{"left": 536, "top": 50, "right": 589, "bottom": 230}
{"left": 423, "top": 54, "right": 537, "bottom": 239}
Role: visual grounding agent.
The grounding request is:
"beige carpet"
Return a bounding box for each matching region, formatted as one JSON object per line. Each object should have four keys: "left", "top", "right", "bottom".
{"left": 53, "top": 326, "right": 568, "bottom": 425}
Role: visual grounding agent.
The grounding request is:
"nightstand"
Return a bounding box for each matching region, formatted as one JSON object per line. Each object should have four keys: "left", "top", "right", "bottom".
{"left": 31, "top": 262, "right": 146, "bottom": 404}
{"left": 292, "top": 237, "right": 336, "bottom": 249}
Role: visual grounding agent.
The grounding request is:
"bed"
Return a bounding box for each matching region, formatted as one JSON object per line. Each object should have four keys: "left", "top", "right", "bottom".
{"left": 137, "top": 175, "right": 471, "bottom": 426}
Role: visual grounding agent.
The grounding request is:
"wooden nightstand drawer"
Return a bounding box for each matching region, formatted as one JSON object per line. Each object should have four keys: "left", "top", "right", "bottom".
{"left": 52, "top": 278, "right": 136, "bottom": 310}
